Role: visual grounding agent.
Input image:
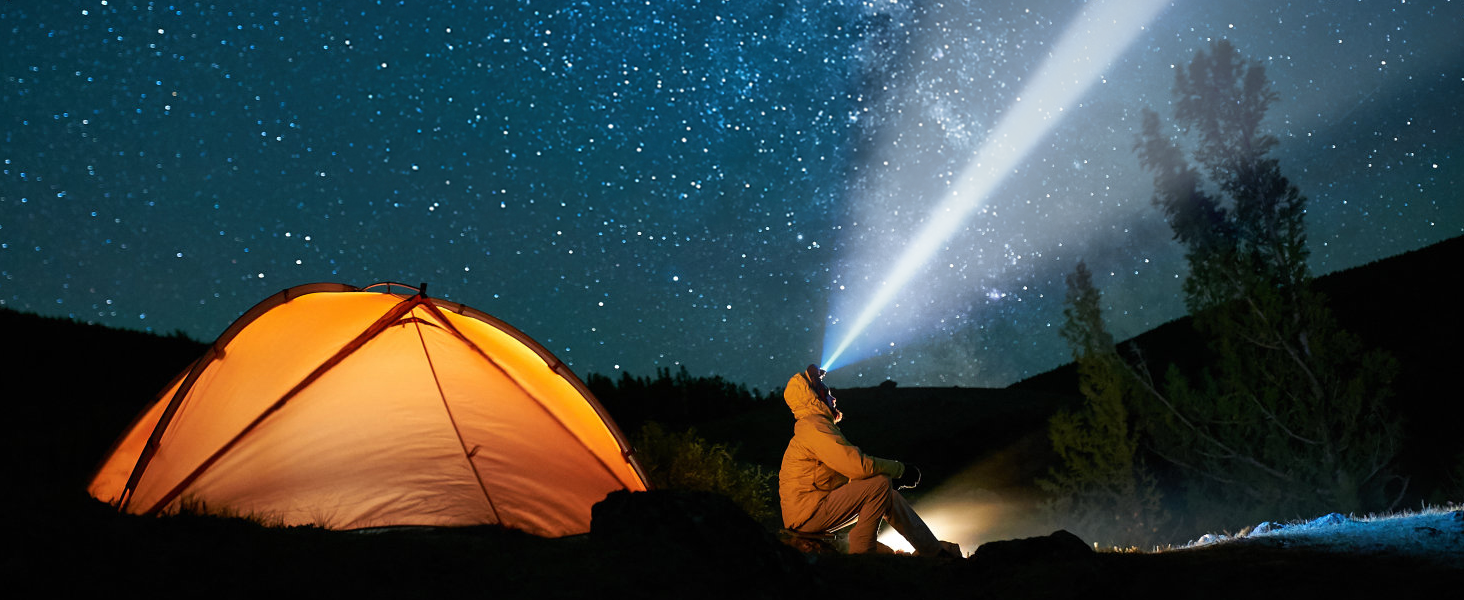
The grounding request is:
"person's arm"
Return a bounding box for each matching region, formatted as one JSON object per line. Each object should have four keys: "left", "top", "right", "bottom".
{"left": 798, "top": 418, "right": 904, "bottom": 480}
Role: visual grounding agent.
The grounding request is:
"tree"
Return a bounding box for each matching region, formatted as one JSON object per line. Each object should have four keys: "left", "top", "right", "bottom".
{"left": 1132, "top": 40, "right": 1402, "bottom": 523}
{"left": 1040, "top": 261, "right": 1168, "bottom": 548}
{"left": 587, "top": 366, "right": 769, "bottom": 433}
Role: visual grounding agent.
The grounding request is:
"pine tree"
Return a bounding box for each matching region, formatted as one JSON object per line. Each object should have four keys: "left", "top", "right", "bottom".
{"left": 1133, "top": 40, "right": 1403, "bottom": 524}
{"left": 1040, "top": 261, "right": 1168, "bottom": 548}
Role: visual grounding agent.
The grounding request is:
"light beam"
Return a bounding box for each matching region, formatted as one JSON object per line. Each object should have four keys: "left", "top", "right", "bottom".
{"left": 823, "top": 0, "right": 1171, "bottom": 372}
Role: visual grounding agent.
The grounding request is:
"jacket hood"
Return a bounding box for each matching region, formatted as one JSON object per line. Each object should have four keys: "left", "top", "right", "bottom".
{"left": 784, "top": 371, "right": 835, "bottom": 420}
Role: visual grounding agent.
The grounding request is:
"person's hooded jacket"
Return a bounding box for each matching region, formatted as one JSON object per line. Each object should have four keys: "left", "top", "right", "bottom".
{"left": 778, "top": 370, "right": 905, "bottom": 530}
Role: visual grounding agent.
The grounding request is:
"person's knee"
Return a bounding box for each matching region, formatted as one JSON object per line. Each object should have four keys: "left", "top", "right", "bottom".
{"left": 861, "top": 475, "right": 893, "bottom": 505}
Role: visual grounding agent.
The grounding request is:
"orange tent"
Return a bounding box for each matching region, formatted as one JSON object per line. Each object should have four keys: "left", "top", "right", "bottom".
{"left": 89, "top": 282, "right": 648, "bottom": 537}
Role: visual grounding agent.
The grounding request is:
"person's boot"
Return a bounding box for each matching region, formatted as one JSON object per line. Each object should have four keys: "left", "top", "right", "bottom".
{"left": 937, "top": 540, "right": 963, "bottom": 558}
{"left": 914, "top": 539, "right": 963, "bottom": 558}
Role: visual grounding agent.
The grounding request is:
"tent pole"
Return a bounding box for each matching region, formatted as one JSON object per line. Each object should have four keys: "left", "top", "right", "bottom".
{"left": 138, "top": 295, "right": 426, "bottom": 516}
{"left": 118, "top": 352, "right": 216, "bottom": 511}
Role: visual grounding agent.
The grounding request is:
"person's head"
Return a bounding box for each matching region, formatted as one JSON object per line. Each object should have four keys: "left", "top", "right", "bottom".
{"left": 805, "top": 364, "right": 827, "bottom": 386}
{"left": 787, "top": 364, "right": 840, "bottom": 422}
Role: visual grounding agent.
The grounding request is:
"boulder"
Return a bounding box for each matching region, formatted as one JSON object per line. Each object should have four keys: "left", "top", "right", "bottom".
{"left": 972, "top": 530, "right": 1093, "bottom": 564}
{"left": 591, "top": 489, "right": 813, "bottom": 590}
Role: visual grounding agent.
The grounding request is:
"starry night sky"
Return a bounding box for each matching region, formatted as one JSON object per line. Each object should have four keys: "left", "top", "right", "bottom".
{"left": 3, "top": 1, "right": 1460, "bottom": 392}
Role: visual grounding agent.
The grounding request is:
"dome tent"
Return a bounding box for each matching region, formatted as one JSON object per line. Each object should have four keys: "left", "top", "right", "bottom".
{"left": 89, "top": 282, "right": 649, "bottom": 537}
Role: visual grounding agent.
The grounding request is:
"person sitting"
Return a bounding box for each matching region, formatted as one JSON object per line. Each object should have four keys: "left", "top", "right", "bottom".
{"left": 777, "top": 365, "right": 961, "bottom": 557}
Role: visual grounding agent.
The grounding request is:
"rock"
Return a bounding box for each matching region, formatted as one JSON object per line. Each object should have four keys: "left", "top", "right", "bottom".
{"left": 961, "top": 531, "right": 1105, "bottom": 598}
{"left": 971, "top": 530, "right": 1094, "bottom": 564}
{"left": 591, "top": 489, "right": 813, "bottom": 590}
{"left": 1305, "top": 512, "right": 1350, "bottom": 528}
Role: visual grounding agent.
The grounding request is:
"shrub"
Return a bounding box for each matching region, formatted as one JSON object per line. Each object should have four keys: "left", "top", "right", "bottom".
{"left": 631, "top": 422, "right": 776, "bottom": 524}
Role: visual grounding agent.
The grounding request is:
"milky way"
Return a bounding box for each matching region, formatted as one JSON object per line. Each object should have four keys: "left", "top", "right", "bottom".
{"left": 3, "top": 1, "right": 1460, "bottom": 392}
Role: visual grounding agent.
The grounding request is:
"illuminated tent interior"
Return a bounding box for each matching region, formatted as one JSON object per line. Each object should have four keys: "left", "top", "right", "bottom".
{"left": 88, "top": 282, "right": 649, "bottom": 537}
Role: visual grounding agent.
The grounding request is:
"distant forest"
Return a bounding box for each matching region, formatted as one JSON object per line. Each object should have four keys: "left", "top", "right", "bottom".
{"left": 586, "top": 366, "right": 773, "bottom": 435}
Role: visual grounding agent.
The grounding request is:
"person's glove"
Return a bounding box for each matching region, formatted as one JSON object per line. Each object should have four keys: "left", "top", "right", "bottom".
{"left": 892, "top": 464, "right": 921, "bottom": 490}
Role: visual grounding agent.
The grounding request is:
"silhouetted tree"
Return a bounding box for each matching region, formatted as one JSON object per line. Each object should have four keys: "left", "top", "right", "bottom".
{"left": 1040, "top": 261, "right": 1168, "bottom": 548}
{"left": 1132, "top": 39, "right": 1402, "bottom": 523}
{"left": 587, "top": 366, "right": 769, "bottom": 433}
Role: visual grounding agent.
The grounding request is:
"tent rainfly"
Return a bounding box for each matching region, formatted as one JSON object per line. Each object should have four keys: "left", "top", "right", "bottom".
{"left": 89, "top": 282, "right": 649, "bottom": 537}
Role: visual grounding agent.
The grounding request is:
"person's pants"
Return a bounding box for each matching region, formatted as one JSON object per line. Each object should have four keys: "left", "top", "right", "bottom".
{"left": 792, "top": 475, "right": 941, "bottom": 554}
